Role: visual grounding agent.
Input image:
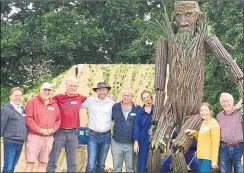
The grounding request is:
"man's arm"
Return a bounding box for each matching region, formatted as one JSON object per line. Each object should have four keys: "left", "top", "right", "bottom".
{"left": 52, "top": 105, "right": 61, "bottom": 133}
{"left": 80, "top": 97, "right": 89, "bottom": 109}
{"left": 25, "top": 100, "right": 42, "bottom": 134}
{"left": 1, "top": 106, "right": 9, "bottom": 137}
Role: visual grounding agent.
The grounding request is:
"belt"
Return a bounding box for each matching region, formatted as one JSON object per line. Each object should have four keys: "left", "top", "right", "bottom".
{"left": 59, "top": 128, "right": 77, "bottom": 133}
{"left": 221, "top": 141, "right": 243, "bottom": 147}
{"left": 89, "top": 129, "right": 111, "bottom": 135}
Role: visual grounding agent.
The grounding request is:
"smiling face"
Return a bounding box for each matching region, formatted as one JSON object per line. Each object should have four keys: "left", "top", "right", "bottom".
{"left": 66, "top": 80, "right": 79, "bottom": 96}
{"left": 200, "top": 105, "right": 212, "bottom": 120}
{"left": 96, "top": 88, "right": 108, "bottom": 100}
{"left": 122, "top": 89, "right": 133, "bottom": 104}
{"left": 220, "top": 95, "right": 234, "bottom": 113}
{"left": 142, "top": 92, "right": 153, "bottom": 106}
{"left": 9, "top": 89, "right": 23, "bottom": 105}
{"left": 40, "top": 88, "right": 52, "bottom": 101}
{"left": 174, "top": 1, "right": 200, "bottom": 32}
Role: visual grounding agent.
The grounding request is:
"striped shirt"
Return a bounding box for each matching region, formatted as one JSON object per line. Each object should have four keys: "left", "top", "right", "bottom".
{"left": 216, "top": 110, "right": 243, "bottom": 144}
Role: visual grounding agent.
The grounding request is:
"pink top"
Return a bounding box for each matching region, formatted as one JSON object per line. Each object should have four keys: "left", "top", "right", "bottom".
{"left": 216, "top": 110, "right": 243, "bottom": 144}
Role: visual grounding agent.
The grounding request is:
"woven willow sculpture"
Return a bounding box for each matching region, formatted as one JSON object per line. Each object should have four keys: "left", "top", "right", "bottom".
{"left": 148, "top": 1, "right": 243, "bottom": 172}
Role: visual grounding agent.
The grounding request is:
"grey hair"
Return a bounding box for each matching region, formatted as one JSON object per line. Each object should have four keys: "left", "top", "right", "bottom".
{"left": 65, "top": 76, "right": 79, "bottom": 86}
{"left": 122, "top": 88, "right": 133, "bottom": 96}
{"left": 219, "top": 92, "right": 234, "bottom": 102}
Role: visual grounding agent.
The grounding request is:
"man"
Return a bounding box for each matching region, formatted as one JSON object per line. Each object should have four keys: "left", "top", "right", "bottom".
{"left": 46, "top": 77, "right": 87, "bottom": 172}
{"left": 24, "top": 82, "right": 61, "bottom": 172}
{"left": 216, "top": 92, "right": 243, "bottom": 172}
{"left": 1, "top": 87, "right": 27, "bottom": 172}
{"left": 111, "top": 88, "right": 141, "bottom": 172}
{"left": 81, "top": 82, "right": 115, "bottom": 172}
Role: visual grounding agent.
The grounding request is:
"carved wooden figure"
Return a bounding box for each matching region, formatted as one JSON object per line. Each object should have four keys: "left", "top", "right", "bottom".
{"left": 148, "top": 1, "right": 243, "bottom": 172}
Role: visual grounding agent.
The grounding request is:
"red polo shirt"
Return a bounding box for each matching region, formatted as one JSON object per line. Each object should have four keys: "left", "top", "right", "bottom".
{"left": 52, "top": 93, "right": 87, "bottom": 129}
{"left": 25, "top": 94, "right": 61, "bottom": 135}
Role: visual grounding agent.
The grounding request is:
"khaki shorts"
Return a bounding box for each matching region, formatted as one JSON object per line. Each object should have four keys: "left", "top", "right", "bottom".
{"left": 25, "top": 133, "right": 54, "bottom": 163}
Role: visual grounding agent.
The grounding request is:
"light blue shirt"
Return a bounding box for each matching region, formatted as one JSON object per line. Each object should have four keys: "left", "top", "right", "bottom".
{"left": 121, "top": 103, "right": 132, "bottom": 120}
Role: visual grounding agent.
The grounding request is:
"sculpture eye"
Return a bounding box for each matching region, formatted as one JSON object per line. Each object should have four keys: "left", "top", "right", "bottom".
{"left": 175, "top": 12, "right": 181, "bottom": 17}
{"left": 185, "top": 11, "right": 193, "bottom": 16}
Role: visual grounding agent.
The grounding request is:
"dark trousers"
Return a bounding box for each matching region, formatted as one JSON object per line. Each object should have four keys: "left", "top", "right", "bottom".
{"left": 46, "top": 129, "right": 78, "bottom": 172}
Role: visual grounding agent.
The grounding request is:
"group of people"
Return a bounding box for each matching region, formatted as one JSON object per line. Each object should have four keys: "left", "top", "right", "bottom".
{"left": 1, "top": 76, "right": 243, "bottom": 173}
{"left": 0, "top": 77, "right": 153, "bottom": 172}
{"left": 161, "top": 93, "right": 243, "bottom": 173}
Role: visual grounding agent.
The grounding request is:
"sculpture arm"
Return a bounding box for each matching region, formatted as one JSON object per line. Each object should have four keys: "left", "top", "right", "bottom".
{"left": 152, "top": 38, "right": 169, "bottom": 122}
{"left": 205, "top": 35, "right": 243, "bottom": 96}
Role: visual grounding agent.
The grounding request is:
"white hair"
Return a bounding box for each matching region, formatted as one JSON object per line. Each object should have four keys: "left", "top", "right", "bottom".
{"left": 65, "top": 76, "right": 79, "bottom": 86}
{"left": 219, "top": 92, "right": 234, "bottom": 102}
{"left": 122, "top": 88, "right": 133, "bottom": 96}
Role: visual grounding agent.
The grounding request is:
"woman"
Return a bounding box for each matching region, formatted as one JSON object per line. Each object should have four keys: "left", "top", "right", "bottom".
{"left": 133, "top": 90, "right": 154, "bottom": 172}
{"left": 185, "top": 102, "right": 220, "bottom": 172}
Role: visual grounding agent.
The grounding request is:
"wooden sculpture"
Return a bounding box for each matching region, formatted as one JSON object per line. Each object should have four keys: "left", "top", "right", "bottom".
{"left": 148, "top": 1, "right": 243, "bottom": 172}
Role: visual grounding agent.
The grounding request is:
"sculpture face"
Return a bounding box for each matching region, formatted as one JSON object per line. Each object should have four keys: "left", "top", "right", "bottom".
{"left": 174, "top": 2, "right": 199, "bottom": 31}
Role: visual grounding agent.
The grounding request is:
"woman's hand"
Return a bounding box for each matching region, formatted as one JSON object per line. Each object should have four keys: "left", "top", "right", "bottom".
{"left": 211, "top": 162, "right": 218, "bottom": 169}
{"left": 134, "top": 141, "right": 139, "bottom": 154}
{"left": 184, "top": 129, "right": 195, "bottom": 135}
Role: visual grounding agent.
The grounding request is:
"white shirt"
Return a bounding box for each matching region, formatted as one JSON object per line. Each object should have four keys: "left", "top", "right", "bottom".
{"left": 81, "top": 97, "right": 115, "bottom": 132}
{"left": 10, "top": 102, "right": 22, "bottom": 115}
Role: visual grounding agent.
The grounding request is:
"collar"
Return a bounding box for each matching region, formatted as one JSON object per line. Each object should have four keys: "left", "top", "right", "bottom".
{"left": 121, "top": 101, "right": 133, "bottom": 111}
{"left": 65, "top": 92, "right": 79, "bottom": 98}
{"left": 95, "top": 96, "right": 110, "bottom": 102}
{"left": 143, "top": 104, "right": 154, "bottom": 114}
{"left": 121, "top": 101, "right": 133, "bottom": 107}
{"left": 223, "top": 108, "right": 235, "bottom": 116}
{"left": 10, "top": 102, "right": 21, "bottom": 108}
{"left": 37, "top": 94, "right": 55, "bottom": 105}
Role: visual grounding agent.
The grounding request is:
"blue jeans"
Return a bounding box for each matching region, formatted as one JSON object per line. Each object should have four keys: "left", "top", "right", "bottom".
{"left": 198, "top": 159, "right": 211, "bottom": 172}
{"left": 2, "top": 141, "right": 23, "bottom": 172}
{"left": 219, "top": 142, "right": 243, "bottom": 172}
{"left": 86, "top": 131, "right": 111, "bottom": 172}
{"left": 46, "top": 129, "right": 78, "bottom": 172}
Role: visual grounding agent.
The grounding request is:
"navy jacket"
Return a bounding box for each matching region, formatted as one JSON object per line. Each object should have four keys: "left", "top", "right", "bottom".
{"left": 133, "top": 105, "right": 154, "bottom": 142}
{"left": 112, "top": 102, "right": 141, "bottom": 143}
{"left": 1, "top": 103, "right": 28, "bottom": 144}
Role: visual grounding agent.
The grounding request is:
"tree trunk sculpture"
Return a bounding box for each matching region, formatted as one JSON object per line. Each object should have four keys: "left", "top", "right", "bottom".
{"left": 148, "top": 1, "right": 243, "bottom": 172}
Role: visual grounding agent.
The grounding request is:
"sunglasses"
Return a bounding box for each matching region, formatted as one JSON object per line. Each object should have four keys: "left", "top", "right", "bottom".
{"left": 43, "top": 89, "right": 52, "bottom": 91}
